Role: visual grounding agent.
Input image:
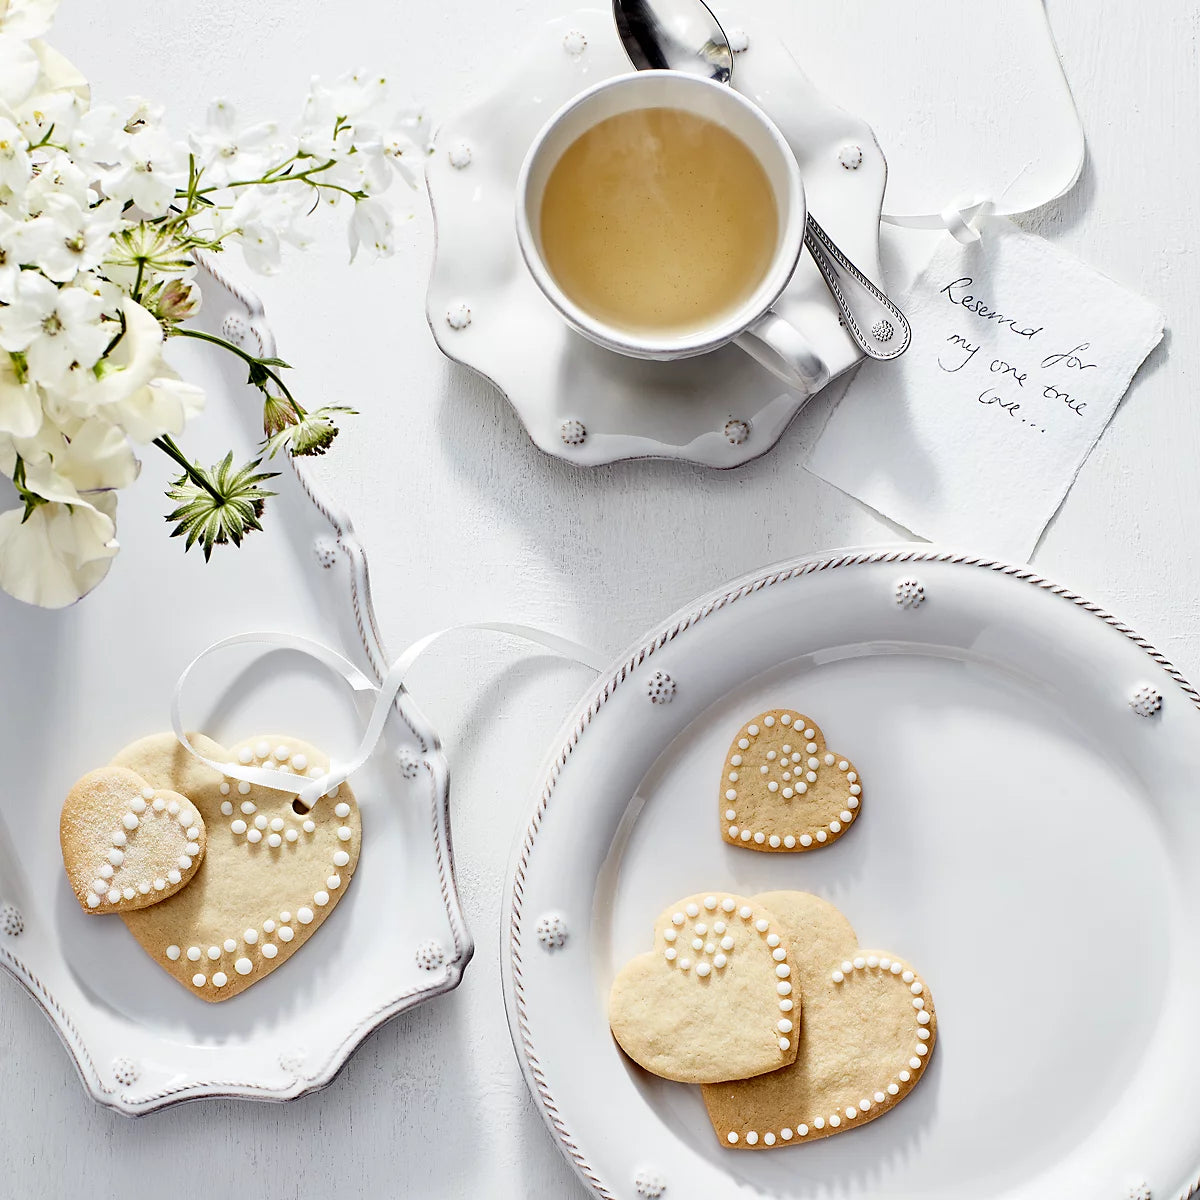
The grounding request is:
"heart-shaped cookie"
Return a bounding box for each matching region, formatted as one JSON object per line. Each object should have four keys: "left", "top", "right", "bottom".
{"left": 720, "top": 710, "right": 862, "bottom": 852}
{"left": 701, "top": 890, "right": 936, "bottom": 1148}
{"left": 60, "top": 767, "right": 206, "bottom": 913}
{"left": 609, "top": 892, "right": 800, "bottom": 1085}
{"left": 109, "top": 731, "right": 362, "bottom": 1002}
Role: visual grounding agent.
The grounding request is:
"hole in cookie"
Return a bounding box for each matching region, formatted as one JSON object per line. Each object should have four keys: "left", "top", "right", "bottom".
{"left": 292, "top": 798, "right": 311, "bottom": 815}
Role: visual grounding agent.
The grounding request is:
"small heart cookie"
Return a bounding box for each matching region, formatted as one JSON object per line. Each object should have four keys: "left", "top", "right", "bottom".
{"left": 701, "top": 891, "right": 936, "bottom": 1148}
{"left": 720, "top": 710, "right": 862, "bottom": 852}
{"left": 110, "top": 732, "right": 361, "bottom": 1002}
{"left": 609, "top": 892, "right": 800, "bottom": 1085}
{"left": 60, "top": 767, "right": 206, "bottom": 913}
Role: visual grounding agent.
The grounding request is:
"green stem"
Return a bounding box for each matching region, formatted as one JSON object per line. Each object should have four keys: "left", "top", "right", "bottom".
{"left": 153, "top": 434, "right": 221, "bottom": 499}
{"left": 169, "top": 326, "right": 305, "bottom": 416}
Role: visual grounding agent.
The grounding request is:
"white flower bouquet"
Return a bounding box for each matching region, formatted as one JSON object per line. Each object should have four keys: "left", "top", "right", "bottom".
{"left": 0, "top": 0, "right": 426, "bottom": 607}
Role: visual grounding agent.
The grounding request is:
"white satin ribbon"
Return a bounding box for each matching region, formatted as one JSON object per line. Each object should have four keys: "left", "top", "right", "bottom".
{"left": 172, "top": 624, "right": 606, "bottom": 810}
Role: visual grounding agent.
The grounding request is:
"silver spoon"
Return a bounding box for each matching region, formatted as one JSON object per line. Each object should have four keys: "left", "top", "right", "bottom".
{"left": 613, "top": 0, "right": 911, "bottom": 361}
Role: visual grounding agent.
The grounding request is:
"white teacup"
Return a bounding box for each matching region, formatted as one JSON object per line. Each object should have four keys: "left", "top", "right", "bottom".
{"left": 515, "top": 71, "right": 827, "bottom": 393}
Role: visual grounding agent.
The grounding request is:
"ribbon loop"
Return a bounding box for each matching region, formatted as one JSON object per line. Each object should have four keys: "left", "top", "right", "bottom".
{"left": 172, "top": 624, "right": 606, "bottom": 811}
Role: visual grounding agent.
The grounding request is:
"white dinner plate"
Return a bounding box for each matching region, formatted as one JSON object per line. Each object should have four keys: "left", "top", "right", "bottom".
{"left": 425, "top": 5, "right": 887, "bottom": 468}
{"left": 0, "top": 262, "right": 472, "bottom": 1113}
{"left": 502, "top": 547, "right": 1200, "bottom": 1200}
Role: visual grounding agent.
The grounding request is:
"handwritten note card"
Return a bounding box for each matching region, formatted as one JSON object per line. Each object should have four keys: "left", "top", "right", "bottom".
{"left": 807, "top": 219, "right": 1165, "bottom": 560}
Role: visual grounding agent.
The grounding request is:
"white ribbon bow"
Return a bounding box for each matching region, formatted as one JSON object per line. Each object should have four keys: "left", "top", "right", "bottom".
{"left": 172, "top": 625, "right": 606, "bottom": 810}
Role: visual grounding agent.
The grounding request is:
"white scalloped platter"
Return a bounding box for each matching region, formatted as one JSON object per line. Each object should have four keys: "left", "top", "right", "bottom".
{"left": 0, "top": 267, "right": 472, "bottom": 1114}
{"left": 426, "top": 6, "right": 887, "bottom": 468}
{"left": 502, "top": 548, "right": 1200, "bottom": 1200}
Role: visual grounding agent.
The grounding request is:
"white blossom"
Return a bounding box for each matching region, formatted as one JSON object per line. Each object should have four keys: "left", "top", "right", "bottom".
{"left": 0, "top": 351, "right": 40, "bottom": 437}
{"left": 0, "top": 32, "right": 39, "bottom": 108}
{"left": 0, "top": 0, "right": 59, "bottom": 39}
{"left": 0, "top": 491, "right": 118, "bottom": 607}
{"left": 0, "top": 210, "right": 23, "bottom": 300}
{"left": 0, "top": 271, "right": 110, "bottom": 382}
{"left": 11, "top": 193, "right": 122, "bottom": 281}
{"left": 189, "top": 99, "right": 282, "bottom": 186}
{"left": 100, "top": 126, "right": 187, "bottom": 217}
{"left": 0, "top": 115, "right": 31, "bottom": 194}
{"left": 347, "top": 196, "right": 396, "bottom": 261}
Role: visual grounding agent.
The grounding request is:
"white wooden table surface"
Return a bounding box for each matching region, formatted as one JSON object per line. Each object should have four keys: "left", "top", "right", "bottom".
{"left": 1, "top": 1, "right": 1194, "bottom": 1195}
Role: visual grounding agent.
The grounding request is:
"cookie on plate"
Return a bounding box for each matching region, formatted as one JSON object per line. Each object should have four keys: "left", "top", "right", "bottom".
{"left": 701, "top": 890, "right": 935, "bottom": 1148}
{"left": 609, "top": 891, "right": 800, "bottom": 1085}
{"left": 112, "top": 732, "right": 362, "bottom": 1002}
{"left": 60, "top": 766, "right": 206, "bottom": 914}
{"left": 720, "top": 711, "right": 862, "bottom": 852}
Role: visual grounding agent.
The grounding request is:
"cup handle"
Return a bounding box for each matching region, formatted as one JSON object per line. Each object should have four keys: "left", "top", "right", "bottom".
{"left": 734, "top": 310, "right": 829, "bottom": 395}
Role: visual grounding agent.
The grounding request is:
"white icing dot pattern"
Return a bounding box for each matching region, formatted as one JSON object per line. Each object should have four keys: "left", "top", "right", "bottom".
{"left": 729, "top": 954, "right": 933, "bottom": 1147}
{"left": 722, "top": 711, "right": 861, "bottom": 851}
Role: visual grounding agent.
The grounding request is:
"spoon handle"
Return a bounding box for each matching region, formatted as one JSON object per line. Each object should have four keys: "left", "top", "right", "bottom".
{"left": 803, "top": 215, "right": 911, "bottom": 361}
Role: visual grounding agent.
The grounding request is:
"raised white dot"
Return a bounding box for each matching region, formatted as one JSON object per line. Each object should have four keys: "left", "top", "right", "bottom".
{"left": 913, "top": 997, "right": 925, "bottom": 1009}
{"left": 239, "top": 747, "right": 255, "bottom": 764}
{"left": 888, "top": 1083, "right": 900, "bottom": 1095}
{"left": 219, "top": 783, "right": 231, "bottom": 796}
{"left": 917, "top": 1011, "right": 931, "bottom": 1024}
{"left": 721, "top": 936, "right": 734, "bottom": 951}
{"left": 763, "top": 1131, "right": 775, "bottom": 1146}
{"left": 800, "top": 834, "right": 813, "bottom": 847}
{"left": 767, "top": 781, "right": 778, "bottom": 793}
{"left": 727, "top": 1132, "right": 738, "bottom": 1144}
{"left": 860, "top": 1098, "right": 871, "bottom": 1112}
{"left": 122, "top": 812, "right": 138, "bottom": 831}
{"left": 243, "top": 928, "right": 258, "bottom": 944}
{"left": 152, "top": 798, "right": 166, "bottom": 812}
{"left": 278, "top": 926, "right": 295, "bottom": 942}
{"left": 153, "top": 878, "right": 166, "bottom": 890}
{"left": 772, "top": 948, "right": 787, "bottom": 961}
{"left": 740, "top": 830, "right": 751, "bottom": 841}
{"left": 192, "top": 974, "right": 206, "bottom": 987}
{"left": 916, "top": 1043, "right": 928, "bottom": 1055}
{"left": 777, "top": 981, "right": 791, "bottom": 996}
{"left": 781, "top": 1127, "right": 793, "bottom": 1140}
{"left": 186, "top": 946, "right": 201, "bottom": 961}
{"left": 86, "top": 893, "right": 101, "bottom": 908}
{"left": 262, "top": 943, "right": 278, "bottom": 959}
{"left": 685, "top": 903, "right": 700, "bottom": 918}
{"left": 679, "top": 958, "right": 691, "bottom": 971}
{"left": 747, "top": 724, "right": 759, "bottom": 736}
{"left": 664, "top": 948, "right": 677, "bottom": 961}
{"left": 121, "top": 887, "right": 135, "bottom": 901}
{"left": 713, "top": 954, "right": 727, "bottom": 968}
{"left": 247, "top": 829, "right": 262, "bottom": 844}
{"left": 725, "top": 809, "right": 737, "bottom": 821}
{"left": 891, "top": 961, "right": 903, "bottom": 974}
{"left": 254, "top": 815, "right": 268, "bottom": 830}
{"left": 814, "top": 1118, "right": 825, "bottom": 1130}
{"left": 919, "top": 1028, "right": 931, "bottom": 1039}
{"left": 816, "top": 830, "right": 828, "bottom": 843}
{"left": 267, "top": 834, "right": 282, "bottom": 848}
{"left": 902, "top": 970, "right": 914, "bottom": 983}
{"left": 830, "top": 1115, "right": 841, "bottom": 1128}
{"left": 746, "top": 1131, "right": 758, "bottom": 1145}
{"left": 240, "top": 800, "right": 255, "bottom": 815}
{"left": 231, "top": 819, "right": 247, "bottom": 835}
{"left": 235, "top": 957, "right": 253, "bottom": 975}
{"left": 111, "top": 831, "right": 126, "bottom": 847}
{"left": 910, "top": 1057, "right": 922, "bottom": 1070}
{"left": 334, "top": 802, "right": 350, "bottom": 819}
{"left": 780, "top": 999, "right": 793, "bottom": 1012}
{"left": 237, "top": 782, "right": 251, "bottom": 795}
{"left": 212, "top": 972, "right": 227, "bottom": 987}
{"left": 205, "top": 945, "right": 220, "bottom": 960}
{"left": 753, "top": 832, "right": 765, "bottom": 844}
{"left": 739, "top": 906, "right": 752, "bottom": 919}
{"left": 721, "top": 898, "right": 736, "bottom": 912}
{"left": 840, "top": 810, "right": 853, "bottom": 823}
{"left": 730, "top": 755, "right": 742, "bottom": 766}
{"left": 738, "top": 738, "right": 749, "bottom": 750}
{"left": 297, "top": 907, "right": 314, "bottom": 925}
{"left": 832, "top": 970, "right": 844, "bottom": 983}
{"left": 778, "top": 1019, "right": 793, "bottom": 1033}
{"left": 900, "top": 1070, "right": 911, "bottom": 1082}
{"left": 696, "top": 962, "right": 711, "bottom": 978}
{"left": 303, "top": 820, "right": 316, "bottom": 833}
{"left": 691, "top": 938, "right": 703, "bottom": 950}
{"left": 829, "top": 820, "right": 842, "bottom": 833}
{"left": 178, "top": 855, "right": 192, "bottom": 870}
{"left": 775, "top": 964, "right": 790, "bottom": 978}
{"left": 292, "top": 754, "right": 308, "bottom": 772}
{"left": 108, "top": 848, "right": 124, "bottom": 866}
{"left": 783, "top": 835, "right": 796, "bottom": 848}
{"left": 854, "top": 957, "right": 866, "bottom": 970}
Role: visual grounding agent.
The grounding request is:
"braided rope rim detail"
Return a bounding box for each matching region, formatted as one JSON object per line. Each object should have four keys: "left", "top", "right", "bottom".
{"left": 507, "top": 548, "right": 1200, "bottom": 1200}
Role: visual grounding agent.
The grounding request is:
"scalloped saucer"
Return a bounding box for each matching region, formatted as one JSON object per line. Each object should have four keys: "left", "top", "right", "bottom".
{"left": 426, "top": 5, "right": 888, "bottom": 468}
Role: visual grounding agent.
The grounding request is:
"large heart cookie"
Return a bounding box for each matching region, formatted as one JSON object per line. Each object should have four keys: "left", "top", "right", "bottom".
{"left": 60, "top": 767, "right": 206, "bottom": 913}
{"left": 110, "top": 732, "right": 362, "bottom": 1002}
{"left": 720, "top": 710, "right": 862, "bottom": 852}
{"left": 609, "top": 892, "right": 800, "bottom": 1085}
{"left": 702, "top": 891, "right": 936, "bottom": 1148}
